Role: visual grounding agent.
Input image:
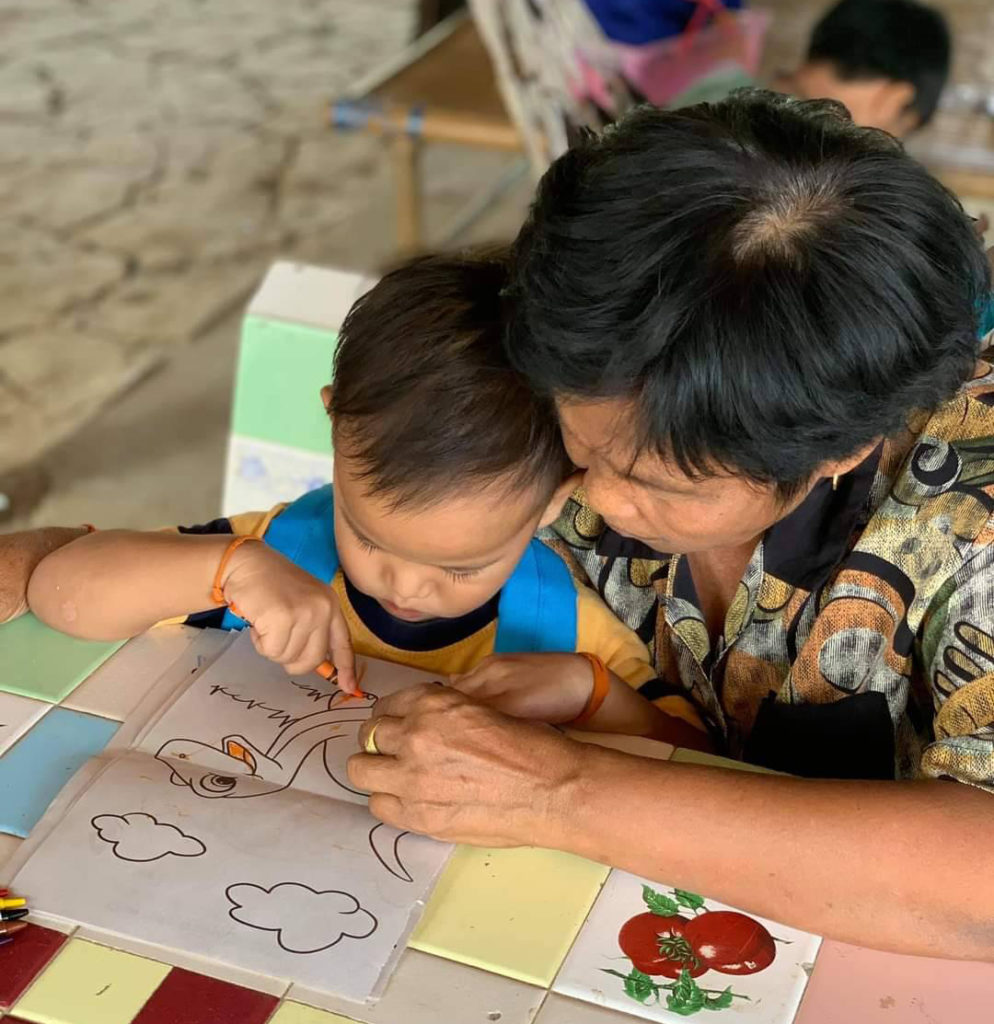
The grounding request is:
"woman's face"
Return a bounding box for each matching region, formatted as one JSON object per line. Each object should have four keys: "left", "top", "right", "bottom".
{"left": 557, "top": 398, "right": 811, "bottom": 555}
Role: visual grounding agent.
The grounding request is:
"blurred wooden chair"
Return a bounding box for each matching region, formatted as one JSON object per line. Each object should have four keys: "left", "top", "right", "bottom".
{"left": 333, "top": 12, "right": 523, "bottom": 251}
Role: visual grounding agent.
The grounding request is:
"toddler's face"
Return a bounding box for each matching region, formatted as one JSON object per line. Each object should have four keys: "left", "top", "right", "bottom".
{"left": 332, "top": 450, "right": 565, "bottom": 622}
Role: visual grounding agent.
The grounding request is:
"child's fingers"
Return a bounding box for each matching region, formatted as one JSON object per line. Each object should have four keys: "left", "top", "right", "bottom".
{"left": 328, "top": 612, "right": 357, "bottom": 693}
{"left": 283, "top": 627, "right": 332, "bottom": 678}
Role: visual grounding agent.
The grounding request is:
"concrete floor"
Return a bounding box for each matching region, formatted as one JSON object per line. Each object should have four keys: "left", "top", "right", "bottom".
{"left": 7, "top": 162, "right": 534, "bottom": 532}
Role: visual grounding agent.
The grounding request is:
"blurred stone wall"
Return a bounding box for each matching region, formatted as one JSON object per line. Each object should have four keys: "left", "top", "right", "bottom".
{"left": 0, "top": 0, "right": 416, "bottom": 476}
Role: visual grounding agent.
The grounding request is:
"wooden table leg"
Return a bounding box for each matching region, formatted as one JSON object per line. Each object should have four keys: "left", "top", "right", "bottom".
{"left": 393, "top": 132, "right": 423, "bottom": 252}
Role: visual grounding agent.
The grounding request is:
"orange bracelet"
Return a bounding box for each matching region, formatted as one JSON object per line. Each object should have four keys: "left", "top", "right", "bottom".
{"left": 569, "top": 652, "right": 611, "bottom": 726}
{"left": 210, "top": 535, "right": 260, "bottom": 607}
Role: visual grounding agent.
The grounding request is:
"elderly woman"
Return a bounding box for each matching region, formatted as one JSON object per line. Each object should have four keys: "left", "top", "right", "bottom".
{"left": 350, "top": 92, "right": 994, "bottom": 961}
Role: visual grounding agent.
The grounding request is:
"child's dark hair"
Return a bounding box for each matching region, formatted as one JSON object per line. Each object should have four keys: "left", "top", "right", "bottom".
{"left": 807, "top": 0, "right": 950, "bottom": 127}
{"left": 330, "top": 253, "right": 572, "bottom": 510}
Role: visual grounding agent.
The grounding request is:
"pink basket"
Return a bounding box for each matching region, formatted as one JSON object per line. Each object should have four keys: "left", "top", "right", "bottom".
{"left": 615, "top": 9, "right": 771, "bottom": 107}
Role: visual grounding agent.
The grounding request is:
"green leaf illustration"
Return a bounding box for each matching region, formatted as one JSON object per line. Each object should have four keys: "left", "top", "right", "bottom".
{"left": 704, "top": 987, "right": 734, "bottom": 1010}
{"left": 623, "top": 967, "right": 656, "bottom": 1004}
{"left": 666, "top": 970, "right": 706, "bottom": 1016}
{"left": 642, "top": 884, "right": 680, "bottom": 916}
{"left": 673, "top": 888, "right": 706, "bottom": 911}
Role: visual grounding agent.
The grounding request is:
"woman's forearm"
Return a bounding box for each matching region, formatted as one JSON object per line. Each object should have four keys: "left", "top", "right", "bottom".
{"left": 27, "top": 530, "right": 230, "bottom": 639}
{"left": 0, "top": 526, "right": 90, "bottom": 623}
{"left": 559, "top": 747, "right": 994, "bottom": 961}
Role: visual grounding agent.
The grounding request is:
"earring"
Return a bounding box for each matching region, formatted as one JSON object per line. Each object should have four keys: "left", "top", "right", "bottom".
{"left": 831, "top": 474, "right": 839, "bottom": 491}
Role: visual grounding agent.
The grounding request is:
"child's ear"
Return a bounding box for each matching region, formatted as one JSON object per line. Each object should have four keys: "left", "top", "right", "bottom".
{"left": 320, "top": 385, "right": 333, "bottom": 415}
{"left": 872, "top": 80, "right": 917, "bottom": 136}
{"left": 538, "top": 472, "right": 583, "bottom": 529}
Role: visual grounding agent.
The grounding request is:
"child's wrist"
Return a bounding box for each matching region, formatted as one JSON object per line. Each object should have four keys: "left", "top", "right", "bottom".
{"left": 568, "top": 653, "right": 610, "bottom": 726}
{"left": 210, "top": 535, "right": 262, "bottom": 608}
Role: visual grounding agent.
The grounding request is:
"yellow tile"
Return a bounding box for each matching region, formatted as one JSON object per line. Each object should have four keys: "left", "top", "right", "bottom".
{"left": 13, "top": 938, "right": 170, "bottom": 1024}
{"left": 409, "top": 845, "right": 608, "bottom": 987}
{"left": 269, "top": 1004, "right": 359, "bottom": 1024}
{"left": 670, "top": 747, "right": 783, "bottom": 774}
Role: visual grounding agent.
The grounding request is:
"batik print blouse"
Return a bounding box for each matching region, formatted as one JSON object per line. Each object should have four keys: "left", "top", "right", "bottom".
{"left": 543, "top": 361, "right": 994, "bottom": 789}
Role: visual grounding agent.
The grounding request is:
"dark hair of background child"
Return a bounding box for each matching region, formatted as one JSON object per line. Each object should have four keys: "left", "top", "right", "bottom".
{"left": 808, "top": 0, "right": 951, "bottom": 127}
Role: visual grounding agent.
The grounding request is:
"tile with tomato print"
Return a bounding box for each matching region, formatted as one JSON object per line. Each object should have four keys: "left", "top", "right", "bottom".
{"left": 553, "top": 871, "right": 821, "bottom": 1023}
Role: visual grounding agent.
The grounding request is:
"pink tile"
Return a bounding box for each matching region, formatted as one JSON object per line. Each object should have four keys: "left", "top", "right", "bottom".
{"left": 0, "top": 922, "right": 68, "bottom": 1009}
{"left": 795, "top": 939, "right": 994, "bottom": 1024}
{"left": 131, "top": 967, "right": 280, "bottom": 1024}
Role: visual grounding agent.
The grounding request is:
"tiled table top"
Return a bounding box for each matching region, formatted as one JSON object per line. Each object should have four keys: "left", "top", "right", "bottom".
{"left": 1, "top": 620, "right": 991, "bottom": 1024}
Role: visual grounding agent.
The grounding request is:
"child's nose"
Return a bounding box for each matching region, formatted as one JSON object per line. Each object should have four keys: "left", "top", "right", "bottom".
{"left": 390, "top": 564, "right": 432, "bottom": 600}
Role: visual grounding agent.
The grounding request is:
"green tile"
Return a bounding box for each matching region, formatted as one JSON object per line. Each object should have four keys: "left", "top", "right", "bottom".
{"left": 0, "top": 614, "right": 123, "bottom": 703}
{"left": 231, "top": 315, "right": 338, "bottom": 453}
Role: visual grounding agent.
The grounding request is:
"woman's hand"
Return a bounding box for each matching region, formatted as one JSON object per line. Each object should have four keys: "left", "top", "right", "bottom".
{"left": 0, "top": 527, "right": 90, "bottom": 624}
{"left": 449, "top": 652, "right": 594, "bottom": 723}
{"left": 347, "top": 684, "right": 592, "bottom": 847}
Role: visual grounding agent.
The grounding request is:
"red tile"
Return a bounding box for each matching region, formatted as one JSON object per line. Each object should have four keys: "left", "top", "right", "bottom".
{"left": 0, "top": 922, "right": 68, "bottom": 1009}
{"left": 131, "top": 967, "right": 280, "bottom": 1024}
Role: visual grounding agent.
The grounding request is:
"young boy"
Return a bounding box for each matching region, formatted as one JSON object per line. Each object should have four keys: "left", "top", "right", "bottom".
{"left": 24, "top": 255, "right": 707, "bottom": 747}
{"left": 775, "top": 0, "right": 950, "bottom": 138}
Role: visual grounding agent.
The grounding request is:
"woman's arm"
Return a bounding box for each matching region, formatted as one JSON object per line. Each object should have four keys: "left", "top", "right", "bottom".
{"left": 0, "top": 527, "right": 92, "bottom": 623}
{"left": 349, "top": 685, "right": 994, "bottom": 962}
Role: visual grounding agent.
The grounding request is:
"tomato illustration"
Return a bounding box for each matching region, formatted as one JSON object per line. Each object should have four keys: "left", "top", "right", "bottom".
{"left": 618, "top": 912, "right": 706, "bottom": 978}
{"left": 684, "top": 910, "right": 776, "bottom": 975}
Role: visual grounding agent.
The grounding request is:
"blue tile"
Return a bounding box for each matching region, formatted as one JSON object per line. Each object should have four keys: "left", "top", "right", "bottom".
{"left": 0, "top": 707, "right": 118, "bottom": 836}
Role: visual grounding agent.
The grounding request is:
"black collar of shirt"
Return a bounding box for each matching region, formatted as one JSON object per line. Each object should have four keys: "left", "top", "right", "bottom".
{"left": 343, "top": 573, "right": 500, "bottom": 653}
{"left": 594, "top": 444, "right": 882, "bottom": 591}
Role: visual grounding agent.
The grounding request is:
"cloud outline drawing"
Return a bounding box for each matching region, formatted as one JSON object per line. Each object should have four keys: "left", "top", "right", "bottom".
{"left": 225, "top": 881, "right": 378, "bottom": 954}
{"left": 91, "top": 812, "right": 206, "bottom": 862}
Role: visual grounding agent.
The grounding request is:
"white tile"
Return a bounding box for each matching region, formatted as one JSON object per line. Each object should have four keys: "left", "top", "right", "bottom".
{"left": 0, "top": 692, "right": 49, "bottom": 755}
{"left": 535, "top": 993, "right": 646, "bottom": 1024}
{"left": 553, "top": 870, "right": 821, "bottom": 1024}
{"left": 222, "top": 435, "right": 333, "bottom": 517}
{"left": 247, "top": 262, "right": 373, "bottom": 332}
{"left": 63, "top": 625, "right": 227, "bottom": 721}
{"left": 289, "top": 949, "right": 544, "bottom": 1024}
{"left": 0, "top": 830, "right": 23, "bottom": 875}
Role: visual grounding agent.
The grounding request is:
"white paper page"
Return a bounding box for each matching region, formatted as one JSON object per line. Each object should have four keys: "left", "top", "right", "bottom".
{"left": 135, "top": 632, "right": 444, "bottom": 804}
{"left": 13, "top": 749, "right": 449, "bottom": 1002}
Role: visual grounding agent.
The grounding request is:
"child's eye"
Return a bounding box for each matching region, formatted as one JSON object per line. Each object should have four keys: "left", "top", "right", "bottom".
{"left": 355, "top": 536, "right": 379, "bottom": 555}
{"left": 444, "top": 567, "right": 482, "bottom": 583}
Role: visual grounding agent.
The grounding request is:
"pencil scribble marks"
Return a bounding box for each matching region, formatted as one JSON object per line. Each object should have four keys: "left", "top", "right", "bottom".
{"left": 226, "top": 882, "right": 378, "bottom": 953}
{"left": 91, "top": 812, "right": 206, "bottom": 862}
{"left": 368, "top": 822, "right": 414, "bottom": 883}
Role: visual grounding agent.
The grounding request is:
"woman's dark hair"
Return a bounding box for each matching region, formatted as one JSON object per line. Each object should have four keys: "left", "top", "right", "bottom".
{"left": 330, "top": 253, "right": 571, "bottom": 510}
{"left": 507, "top": 90, "right": 989, "bottom": 497}
{"left": 808, "top": 0, "right": 950, "bottom": 127}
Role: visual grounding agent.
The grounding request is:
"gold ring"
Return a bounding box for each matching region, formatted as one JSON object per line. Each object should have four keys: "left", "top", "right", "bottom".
{"left": 363, "top": 721, "right": 381, "bottom": 756}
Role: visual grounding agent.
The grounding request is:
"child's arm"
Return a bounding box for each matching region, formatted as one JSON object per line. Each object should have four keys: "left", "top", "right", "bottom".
{"left": 451, "top": 652, "right": 710, "bottom": 749}
{"left": 0, "top": 527, "right": 92, "bottom": 624}
{"left": 27, "top": 529, "right": 356, "bottom": 688}
{"left": 449, "top": 587, "right": 712, "bottom": 749}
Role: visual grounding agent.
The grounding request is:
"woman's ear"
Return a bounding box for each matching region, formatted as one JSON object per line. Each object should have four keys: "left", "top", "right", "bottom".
{"left": 320, "top": 385, "right": 333, "bottom": 415}
{"left": 820, "top": 440, "right": 882, "bottom": 483}
{"left": 538, "top": 472, "right": 584, "bottom": 528}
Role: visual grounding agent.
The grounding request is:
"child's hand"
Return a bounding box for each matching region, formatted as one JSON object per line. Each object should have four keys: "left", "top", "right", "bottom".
{"left": 1, "top": 527, "right": 90, "bottom": 625}
{"left": 449, "top": 653, "right": 595, "bottom": 724}
{"left": 220, "top": 541, "right": 357, "bottom": 692}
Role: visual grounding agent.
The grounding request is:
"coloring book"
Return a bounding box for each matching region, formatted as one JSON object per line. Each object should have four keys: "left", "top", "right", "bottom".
{"left": 9, "top": 631, "right": 452, "bottom": 1003}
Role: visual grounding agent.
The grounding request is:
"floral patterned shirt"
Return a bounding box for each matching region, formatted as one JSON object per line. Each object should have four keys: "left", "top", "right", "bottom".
{"left": 543, "top": 362, "right": 994, "bottom": 788}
